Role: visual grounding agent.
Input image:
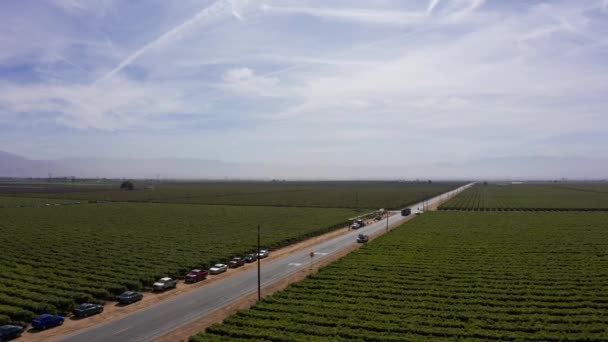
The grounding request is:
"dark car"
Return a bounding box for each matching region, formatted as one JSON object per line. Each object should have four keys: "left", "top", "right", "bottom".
{"left": 0, "top": 325, "right": 24, "bottom": 341}
{"left": 31, "top": 314, "right": 64, "bottom": 330}
{"left": 117, "top": 291, "right": 143, "bottom": 305}
{"left": 72, "top": 303, "right": 104, "bottom": 318}
{"left": 228, "top": 257, "right": 245, "bottom": 268}
{"left": 244, "top": 253, "right": 258, "bottom": 263}
{"left": 185, "top": 269, "right": 208, "bottom": 283}
{"left": 356, "top": 234, "right": 369, "bottom": 243}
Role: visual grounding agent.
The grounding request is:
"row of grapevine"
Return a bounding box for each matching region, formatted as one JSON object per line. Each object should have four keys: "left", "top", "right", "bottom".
{"left": 440, "top": 183, "right": 608, "bottom": 210}
{"left": 193, "top": 212, "right": 608, "bottom": 341}
{"left": 1, "top": 181, "right": 464, "bottom": 210}
{"left": 0, "top": 203, "right": 363, "bottom": 323}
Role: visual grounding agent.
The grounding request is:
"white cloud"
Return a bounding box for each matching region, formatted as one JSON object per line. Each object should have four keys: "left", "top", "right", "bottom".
{"left": 261, "top": 4, "right": 427, "bottom": 26}
{"left": 1, "top": 0, "right": 608, "bottom": 165}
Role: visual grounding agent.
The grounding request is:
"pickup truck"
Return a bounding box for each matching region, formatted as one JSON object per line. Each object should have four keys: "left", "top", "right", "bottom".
{"left": 357, "top": 234, "right": 369, "bottom": 243}
{"left": 228, "top": 257, "right": 245, "bottom": 268}
{"left": 185, "top": 269, "right": 208, "bottom": 283}
{"left": 152, "top": 277, "right": 177, "bottom": 292}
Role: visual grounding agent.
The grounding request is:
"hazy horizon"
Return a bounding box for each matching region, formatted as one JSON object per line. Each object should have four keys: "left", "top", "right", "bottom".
{"left": 1, "top": 0, "right": 607, "bottom": 174}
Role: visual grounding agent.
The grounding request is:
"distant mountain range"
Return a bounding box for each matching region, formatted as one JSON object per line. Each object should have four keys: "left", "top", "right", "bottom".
{"left": 0, "top": 150, "right": 606, "bottom": 180}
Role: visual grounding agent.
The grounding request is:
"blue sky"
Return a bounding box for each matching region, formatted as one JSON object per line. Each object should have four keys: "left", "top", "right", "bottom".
{"left": 1, "top": 0, "right": 608, "bottom": 165}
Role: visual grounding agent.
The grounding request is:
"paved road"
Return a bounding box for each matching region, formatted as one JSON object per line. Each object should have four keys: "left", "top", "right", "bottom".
{"left": 61, "top": 183, "right": 474, "bottom": 342}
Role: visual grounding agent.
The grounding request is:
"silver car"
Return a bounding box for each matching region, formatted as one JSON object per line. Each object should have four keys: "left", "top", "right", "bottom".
{"left": 209, "top": 263, "right": 228, "bottom": 274}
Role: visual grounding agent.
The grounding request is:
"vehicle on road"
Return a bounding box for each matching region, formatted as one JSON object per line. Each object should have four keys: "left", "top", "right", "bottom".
{"left": 228, "top": 257, "right": 245, "bottom": 268}
{"left": 357, "top": 234, "right": 369, "bottom": 243}
{"left": 153, "top": 277, "right": 178, "bottom": 292}
{"left": 185, "top": 269, "right": 208, "bottom": 283}
{"left": 31, "top": 314, "right": 64, "bottom": 330}
{"left": 117, "top": 291, "right": 143, "bottom": 305}
{"left": 0, "top": 325, "right": 24, "bottom": 341}
{"left": 258, "top": 249, "right": 269, "bottom": 258}
{"left": 416, "top": 209, "right": 423, "bottom": 215}
{"left": 72, "top": 303, "right": 104, "bottom": 318}
{"left": 209, "top": 264, "right": 228, "bottom": 274}
{"left": 401, "top": 208, "right": 411, "bottom": 216}
{"left": 244, "top": 253, "right": 258, "bottom": 263}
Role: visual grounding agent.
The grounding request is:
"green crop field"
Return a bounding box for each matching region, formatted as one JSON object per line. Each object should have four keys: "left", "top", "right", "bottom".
{"left": 440, "top": 183, "right": 608, "bottom": 210}
{"left": 0, "top": 203, "right": 363, "bottom": 324}
{"left": 0, "top": 181, "right": 463, "bottom": 209}
{"left": 194, "top": 211, "right": 608, "bottom": 341}
{"left": 0, "top": 196, "right": 75, "bottom": 208}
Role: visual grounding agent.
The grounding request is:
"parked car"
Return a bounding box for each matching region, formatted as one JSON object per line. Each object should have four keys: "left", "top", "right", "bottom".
{"left": 257, "top": 249, "right": 269, "bottom": 258}
{"left": 228, "top": 257, "right": 245, "bottom": 268}
{"left": 153, "top": 277, "right": 178, "bottom": 292}
{"left": 209, "top": 263, "right": 228, "bottom": 274}
{"left": 185, "top": 269, "right": 208, "bottom": 283}
{"left": 350, "top": 222, "right": 361, "bottom": 229}
{"left": 117, "top": 291, "right": 143, "bottom": 305}
{"left": 72, "top": 303, "right": 104, "bottom": 318}
{"left": 357, "top": 234, "right": 369, "bottom": 243}
{"left": 0, "top": 325, "right": 24, "bottom": 341}
{"left": 31, "top": 314, "right": 64, "bottom": 330}
{"left": 401, "top": 208, "right": 411, "bottom": 216}
{"left": 244, "top": 253, "right": 258, "bottom": 263}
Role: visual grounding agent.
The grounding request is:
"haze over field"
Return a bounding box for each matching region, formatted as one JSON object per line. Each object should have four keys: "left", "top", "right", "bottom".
{"left": 1, "top": 0, "right": 607, "bottom": 178}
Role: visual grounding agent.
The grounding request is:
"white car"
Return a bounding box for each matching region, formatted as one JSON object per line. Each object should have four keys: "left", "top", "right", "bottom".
{"left": 152, "top": 277, "right": 177, "bottom": 291}
{"left": 257, "top": 249, "right": 269, "bottom": 258}
{"left": 209, "top": 264, "right": 228, "bottom": 274}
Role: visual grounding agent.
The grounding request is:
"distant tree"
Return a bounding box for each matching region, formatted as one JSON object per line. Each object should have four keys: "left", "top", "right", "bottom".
{"left": 427, "top": 180, "right": 432, "bottom": 184}
{"left": 120, "top": 181, "right": 134, "bottom": 191}
{"left": 483, "top": 181, "right": 488, "bottom": 186}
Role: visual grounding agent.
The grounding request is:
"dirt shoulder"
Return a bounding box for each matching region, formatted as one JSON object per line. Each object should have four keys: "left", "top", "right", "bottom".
{"left": 22, "top": 223, "right": 358, "bottom": 342}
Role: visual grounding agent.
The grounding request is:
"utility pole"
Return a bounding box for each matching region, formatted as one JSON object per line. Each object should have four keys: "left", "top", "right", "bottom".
{"left": 386, "top": 209, "right": 389, "bottom": 233}
{"left": 257, "top": 224, "right": 261, "bottom": 301}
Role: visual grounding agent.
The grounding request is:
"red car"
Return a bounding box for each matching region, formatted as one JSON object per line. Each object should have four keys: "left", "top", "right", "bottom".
{"left": 228, "top": 257, "right": 245, "bottom": 268}
{"left": 185, "top": 269, "right": 208, "bottom": 283}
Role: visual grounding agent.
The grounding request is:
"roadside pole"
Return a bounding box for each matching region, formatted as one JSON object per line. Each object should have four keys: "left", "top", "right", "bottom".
{"left": 257, "top": 224, "right": 261, "bottom": 301}
{"left": 309, "top": 252, "right": 315, "bottom": 272}
{"left": 386, "top": 210, "right": 389, "bottom": 233}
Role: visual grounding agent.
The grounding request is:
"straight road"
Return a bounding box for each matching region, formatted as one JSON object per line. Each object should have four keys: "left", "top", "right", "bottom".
{"left": 61, "top": 183, "right": 474, "bottom": 342}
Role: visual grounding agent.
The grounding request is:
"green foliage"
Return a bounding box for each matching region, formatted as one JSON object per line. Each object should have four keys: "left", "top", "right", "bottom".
{"left": 194, "top": 212, "right": 608, "bottom": 341}
{"left": 0, "top": 203, "right": 362, "bottom": 322}
{"left": 1, "top": 181, "right": 463, "bottom": 209}
{"left": 0, "top": 196, "right": 73, "bottom": 208}
{"left": 441, "top": 183, "right": 608, "bottom": 210}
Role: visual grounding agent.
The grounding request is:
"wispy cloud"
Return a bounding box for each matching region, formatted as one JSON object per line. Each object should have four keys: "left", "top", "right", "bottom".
{"left": 427, "top": 0, "right": 441, "bottom": 15}
{"left": 95, "top": 0, "right": 244, "bottom": 84}
{"left": 1, "top": 0, "right": 607, "bottom": 166}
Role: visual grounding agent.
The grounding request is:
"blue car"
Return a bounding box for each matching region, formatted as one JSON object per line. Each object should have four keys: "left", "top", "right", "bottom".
{"left": 31, "top": 314, "right": 64, "bottom": 330}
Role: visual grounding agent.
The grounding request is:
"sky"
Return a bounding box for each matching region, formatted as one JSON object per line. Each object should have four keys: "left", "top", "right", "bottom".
{"left": 1, "top": 0, "right": 608, "bottom": 167}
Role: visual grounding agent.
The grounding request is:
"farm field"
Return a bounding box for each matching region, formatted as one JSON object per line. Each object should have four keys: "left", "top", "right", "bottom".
{"left": 194, "top": 211, "right": 608, "bottom": 341}
{"left": 0, "top": 203, "right": 363, "bottom": 324}
{"left": 0, "top": 181, "right": 463, "bottom": 209}
{"left": 440, "top": 183, "right": 608, "bottom": 210}
{"left": 0, "top": 196, "right": 75, "bottom": 208}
